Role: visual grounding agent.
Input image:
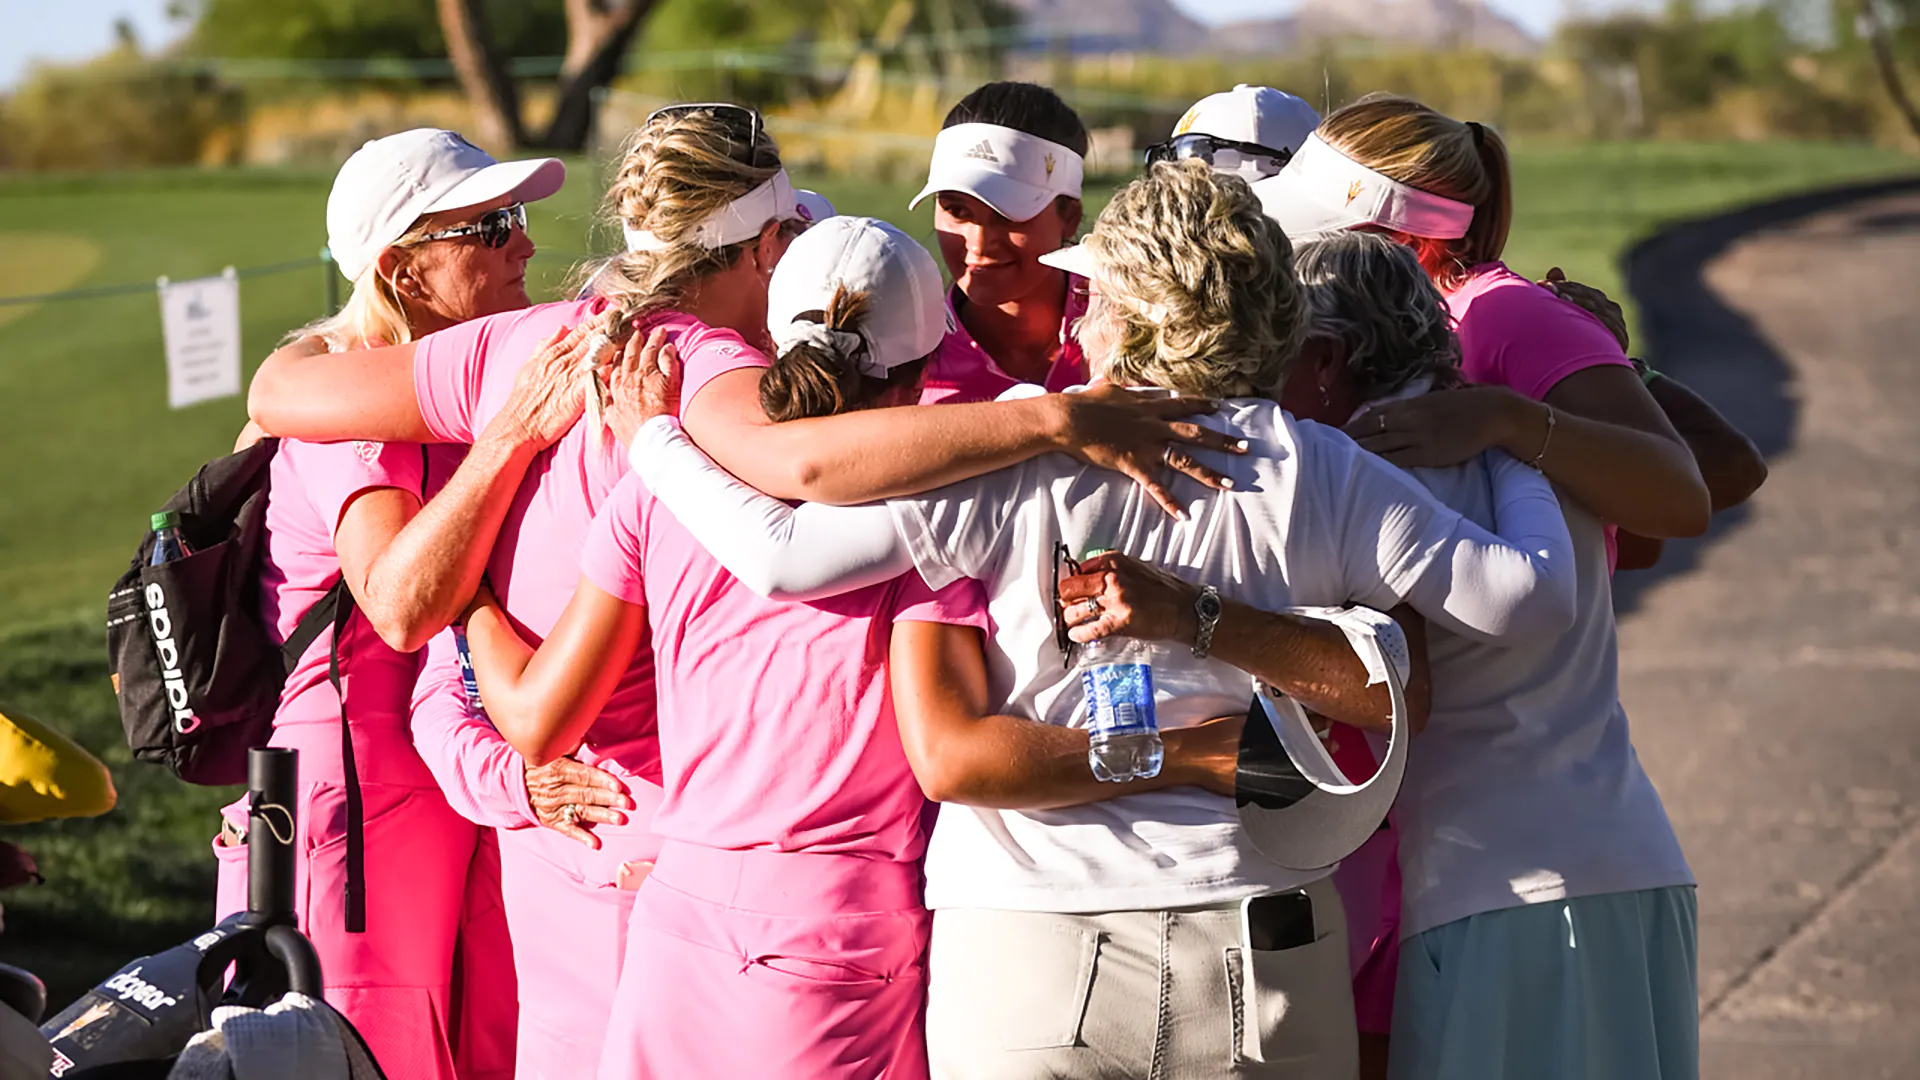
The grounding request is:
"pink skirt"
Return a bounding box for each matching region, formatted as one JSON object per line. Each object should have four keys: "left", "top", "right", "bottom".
{"left": 597, "top": 841, "right": 930, "bottom": 1080}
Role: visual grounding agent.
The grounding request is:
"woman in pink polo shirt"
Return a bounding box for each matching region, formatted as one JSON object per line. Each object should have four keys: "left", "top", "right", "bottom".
{"left": 912, "top": 81, "right": 1094, "bottom": 404}
{"left": 249, "top": 106, "right": 1236, "bottom": 1077}
{"left": 225, "top": 128, "right": 600, "bottom": 1080}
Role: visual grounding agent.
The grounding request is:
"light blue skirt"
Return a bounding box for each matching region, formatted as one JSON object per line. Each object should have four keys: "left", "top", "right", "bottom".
{"left": 1390, "top": 885, "right": 1698, "bottom": 1080}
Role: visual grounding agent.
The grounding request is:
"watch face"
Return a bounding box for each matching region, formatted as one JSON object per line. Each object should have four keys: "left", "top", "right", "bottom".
{"left": 1198, "top": 592, "right": 1223, "bottom": 619}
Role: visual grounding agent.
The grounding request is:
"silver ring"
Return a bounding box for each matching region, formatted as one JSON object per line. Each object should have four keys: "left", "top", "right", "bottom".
{"left": 1162, "top": 445, "right": 1179, "bottom": 466}
{"left": 1079, "top": 598, "right": 1103, "bottom": 620}
{"left": 583, "top": 332, "right": 612, "bottom": 357}
{"left": 558, "top": 803, "right": 580, "bottom": 827}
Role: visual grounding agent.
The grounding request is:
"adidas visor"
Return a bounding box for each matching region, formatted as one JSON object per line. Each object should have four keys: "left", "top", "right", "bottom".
{"left": 1252, "top": 133, "right": 1475, "bottom": 242}
{"left": 911, "top": 123, "right": 1085, "bottom": 223}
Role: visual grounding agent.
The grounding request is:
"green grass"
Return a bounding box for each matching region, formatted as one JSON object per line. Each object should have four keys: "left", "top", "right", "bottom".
{"left": 0, "top": 138, "right": 1911, "bottom": 1008}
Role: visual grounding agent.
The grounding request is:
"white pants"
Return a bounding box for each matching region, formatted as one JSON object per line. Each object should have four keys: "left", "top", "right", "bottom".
{"left": 927, "top": 876, "right": 1358, "bottom": 1080}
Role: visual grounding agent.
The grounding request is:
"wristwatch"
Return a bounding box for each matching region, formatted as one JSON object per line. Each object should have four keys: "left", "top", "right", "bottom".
{"left": 1192, "top": 585, "right": 1222, "bottom": 659}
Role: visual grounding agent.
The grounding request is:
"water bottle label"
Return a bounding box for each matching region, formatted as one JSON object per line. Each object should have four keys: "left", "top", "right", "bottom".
{"left": 1082, "top": 662, "right": 1156, "bottom": 736}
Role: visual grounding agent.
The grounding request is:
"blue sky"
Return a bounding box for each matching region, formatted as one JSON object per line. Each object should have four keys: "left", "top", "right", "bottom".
{"left": 3, "top": 0, "right": 1661, "bottom": 90}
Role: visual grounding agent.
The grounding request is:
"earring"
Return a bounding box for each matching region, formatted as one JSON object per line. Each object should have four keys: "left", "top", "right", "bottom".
{"left": 1318, "top": 381, "right": 1333, "bottom": 408}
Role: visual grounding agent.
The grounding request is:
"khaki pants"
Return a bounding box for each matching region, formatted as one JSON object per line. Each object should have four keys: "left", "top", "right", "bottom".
{"left": 927, "top": 876, "right": 1358, "bottom": 1080}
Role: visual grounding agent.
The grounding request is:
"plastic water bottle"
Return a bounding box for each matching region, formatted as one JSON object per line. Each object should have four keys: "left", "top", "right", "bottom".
{"left": 452, "top": 625, "right": 487, "bottom": 719}
{"left": 1080, "top": 636, "right": 1164, "bottom": 782}
{"left": 148, "top": 511, "right": 192, "bottom": 566}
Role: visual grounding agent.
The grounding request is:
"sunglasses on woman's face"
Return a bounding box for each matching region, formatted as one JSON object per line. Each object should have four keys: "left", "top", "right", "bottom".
{"left": 420, "top": 202, "right": 527, "bottom": 249}
{"left": 1051, "top": 541, "right": 1083, "bottom": 669}
{"left": 646, "top": 102, "right": 770, "bottom": 167}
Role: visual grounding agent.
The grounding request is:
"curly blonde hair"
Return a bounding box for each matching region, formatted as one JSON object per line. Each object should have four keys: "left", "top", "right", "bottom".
{"left": 1076, "top": 159, "right": 1306, "bottom": 400}
{"left": 573, "top": 107, "right": 796, "bottom": 336}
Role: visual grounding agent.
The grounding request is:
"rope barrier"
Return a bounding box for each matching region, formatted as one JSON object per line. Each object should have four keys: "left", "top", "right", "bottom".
{"left": 0, "top": 250, "right": 601, "bottom": 309}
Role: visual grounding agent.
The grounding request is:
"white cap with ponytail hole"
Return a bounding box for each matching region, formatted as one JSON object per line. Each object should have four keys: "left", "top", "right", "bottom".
{"left": 767, "top": 217, "right": 950, "bottom": 378}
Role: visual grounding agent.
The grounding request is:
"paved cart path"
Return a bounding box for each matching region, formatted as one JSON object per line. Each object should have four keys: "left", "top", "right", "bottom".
{"left": 1620, "top": 180, "right": 1920, "bottom": 1078}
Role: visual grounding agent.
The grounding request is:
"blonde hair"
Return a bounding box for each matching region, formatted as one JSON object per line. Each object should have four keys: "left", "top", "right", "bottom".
{"left": 289, "top": 217, "right": 439, "bottom": 351}
{"left": 757, "top": 286, "right": 933, "bottom": 420}
{"left": 1316, "top": 94, "right": 1512, "bottom": 287}
{"left": 1077, "top": 159, "right": 1305, "bottom": 400}
{"left": 572, "top": 108, "right": 790, "bottom": 337}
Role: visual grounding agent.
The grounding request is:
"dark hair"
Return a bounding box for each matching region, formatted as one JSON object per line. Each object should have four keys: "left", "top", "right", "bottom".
{"left": 759, "top": 286, "right": 933, "bottom": 421}
{"left": 943, "top": 82, "right": 1090, "bottom": 157}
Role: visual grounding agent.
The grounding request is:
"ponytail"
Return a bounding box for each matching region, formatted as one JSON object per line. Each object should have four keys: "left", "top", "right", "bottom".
{"left": 760, "top": 286, "right": 932, "bottom": 421}
{"left": 1458, "top": 120, "right": 1512, "bottom": 275}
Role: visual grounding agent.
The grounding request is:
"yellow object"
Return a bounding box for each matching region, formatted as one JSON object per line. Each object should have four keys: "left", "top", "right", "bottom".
{"left": 0, "top": 707, "right": 117, "bottom": 823}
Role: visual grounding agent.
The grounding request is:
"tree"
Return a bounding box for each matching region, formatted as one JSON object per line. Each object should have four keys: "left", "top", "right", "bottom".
{"left": 438, "top": 0, "right": 655, "bottom": 151}
{"left": 1851, "top": 0, "right": 1920, "bottom": 139}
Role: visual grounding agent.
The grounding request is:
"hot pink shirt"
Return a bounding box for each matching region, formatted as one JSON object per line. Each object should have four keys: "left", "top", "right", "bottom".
{"left": 261, "top": 439, "right": 462, "bottom": 751}
{"left": 918, "top": 274, "right": 1091, "bottom": 405}
{"left": 1446, "top": 262, "right": 1632, "bottom": 568}
{"left": 411, "top": 299, "right": 768, "bottom": 789}
{"left": 1446, "top": 263, "right": 1633, "bottom": 399}
{"left": 580, "top": 474, "right": 988, "bottom": 861}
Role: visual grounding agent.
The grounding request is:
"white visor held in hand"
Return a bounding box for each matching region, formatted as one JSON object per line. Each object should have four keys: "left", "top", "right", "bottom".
{"left": 768, "top": 216, "right": 950, "bottom": 379}
{"left": 1236, "top": 606, "right": 1412, "bottom": 871}
{"left": 910, "top": 123, "right": 1085, "bottom": 223}
{"left": 1252, "top": 133, "right": 1476, "bottom": 242}
{"left": 1038, "top": 243, "right": 1169, "bottom": 326}
{"left": 624, "top": 169, "right": 799, "bottom": 252}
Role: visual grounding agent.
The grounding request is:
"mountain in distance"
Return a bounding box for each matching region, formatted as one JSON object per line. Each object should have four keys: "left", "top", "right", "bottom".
{"left": 1002, "top": 0, "right": 1538, "bottom": 55}
{"left": 1004, "top": 0, "right": 1214, "bottom": 53}
{"left": 1211, "top": 0, "right": 1539, "bottom": 55}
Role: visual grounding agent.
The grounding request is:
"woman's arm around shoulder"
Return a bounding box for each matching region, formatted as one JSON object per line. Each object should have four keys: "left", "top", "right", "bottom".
{"left": 888, "top": 621, "right": 1241, "bottom": 810}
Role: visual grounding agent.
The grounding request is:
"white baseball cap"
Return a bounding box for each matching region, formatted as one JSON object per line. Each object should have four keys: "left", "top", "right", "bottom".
{"left": 1252, "top": 132, "right": 1476, "bottom": 243}
{"left": 910, "top": 123, "right": 1085, "bottom": 223}
{"left": 1038, "top": 242, "right": 1170, "bottom": 326}
{"left": 768, "top": 216, "right": 949, "bottom": 376}
{"left": 326, "top": 128, "right": 565, "bottom": 280}
{"left": 1172, "top": 85, "right": 1322, "bottom": 160}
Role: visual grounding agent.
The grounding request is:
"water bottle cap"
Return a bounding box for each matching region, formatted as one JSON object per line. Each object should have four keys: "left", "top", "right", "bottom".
{"left": 151, "top": 510, "right": 180, "bottom": 530}
{"left": 1083, "top": 547, "right": 1114, "bottom": 559}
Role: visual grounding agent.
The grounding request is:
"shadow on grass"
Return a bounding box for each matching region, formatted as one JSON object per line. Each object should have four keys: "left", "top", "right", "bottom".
{"left": 0, "top": 620, "right": 237, "bottom": 1012}
{"left": 1612, "top": 174, "right": 1920, "bottom": 616}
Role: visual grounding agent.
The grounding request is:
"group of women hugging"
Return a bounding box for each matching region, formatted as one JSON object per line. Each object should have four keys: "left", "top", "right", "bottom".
{"left": 225, "top": 78, "right": 1766, "bottom": 1080}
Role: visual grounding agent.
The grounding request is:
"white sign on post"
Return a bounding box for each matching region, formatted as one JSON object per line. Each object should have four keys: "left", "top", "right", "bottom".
{"left": 157, "top": 267, "right": 242, "bottom": 410}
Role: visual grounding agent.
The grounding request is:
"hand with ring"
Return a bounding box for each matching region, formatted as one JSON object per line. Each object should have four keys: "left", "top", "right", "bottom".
{"left": 525, "top": 755, "right": 636, "bottom": 849}
{"left": 1056, "top": 550, "right": 1206, "bottom": 647}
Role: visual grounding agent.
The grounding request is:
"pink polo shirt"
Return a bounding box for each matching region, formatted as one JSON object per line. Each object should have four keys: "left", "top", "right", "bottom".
{"left": 261, "top": 438, "right": 464, "bottom": 757}
{"left": 918, "top": 274, "right": 1091, "bottom": 405}
{"left": 1446, "top": 263, "right": 1633, "bottom": 400}
{"left": 1446, "top": 262, "right": 1632, "bottom": 568}
{"left": 411, "top": 299, "right": 769, "bottom": 788}
{"left": 580, "top": 476, "right": 987, "bottom": 862}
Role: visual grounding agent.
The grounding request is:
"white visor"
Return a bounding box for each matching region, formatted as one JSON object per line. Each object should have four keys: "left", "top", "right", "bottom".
{"left": 624, "top": 170, "right": 799, "bottom": 252}
{"left": 1251, "top": 133, "right": 1475, "bottom": 242}
{"left": 1038, "top": 243, "right": 1168, "bottom": 326}
{"left": 910, "top": 123, "right": 1085, "bottom": 223}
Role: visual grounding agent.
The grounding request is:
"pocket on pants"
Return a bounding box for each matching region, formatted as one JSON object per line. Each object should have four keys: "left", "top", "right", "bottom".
{"left": 1227, "top": 924, "right": 1356, "bottom": 1069}
{"left": 930, "top": 909, "right": 1099, "bottom": 1052}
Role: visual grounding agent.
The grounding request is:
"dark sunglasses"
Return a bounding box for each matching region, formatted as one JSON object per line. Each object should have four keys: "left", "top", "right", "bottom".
{"left": 1050, "top": 541, "right": 1083, "bottom": 669}
{"left": 646, "top": 102, "right": 771, "bottom": 167}
{"left": 1144, "top": 133, "right": 1293, "bottom": 173}
{"left": 419, "top": 202, "right": 526, "bottom": 249}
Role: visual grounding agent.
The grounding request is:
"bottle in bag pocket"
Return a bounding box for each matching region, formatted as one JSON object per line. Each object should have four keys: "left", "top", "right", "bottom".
{"left": 1079, "top": 636, "right": 1164, "bottom": 782}
{"left": 148, "top": 511, "right": 193, "bottom": 566}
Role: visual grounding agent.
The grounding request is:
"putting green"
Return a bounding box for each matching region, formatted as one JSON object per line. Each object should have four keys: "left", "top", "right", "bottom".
{"left": 0, "top": 233, "right": 104, "bottom": 327}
